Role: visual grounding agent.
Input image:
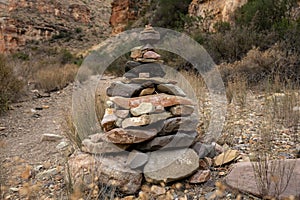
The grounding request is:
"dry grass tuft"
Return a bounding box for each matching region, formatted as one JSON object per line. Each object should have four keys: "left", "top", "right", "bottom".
{"left": 34, "top": 64, "right": 78, "bottom": 93}
{"left": 62, "top": 110, "right": 82, "bottom": 149}
{"left": 0, "top": 54, "right": 24, "bottom": 114}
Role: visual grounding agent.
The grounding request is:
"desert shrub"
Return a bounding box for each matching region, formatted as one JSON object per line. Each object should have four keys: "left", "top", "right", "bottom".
{"left": 213, "top": 21, "right": 231, "bottom": 33}
{"left": 34, "top": 64, "right": 78, "bottom": 92}
{"left": 0, "top": 55, "right": 24, "bottom": 114}
{"left": 12, "top": 52, "right": 29, "bottom": 61}
{"left": 202, "top": 27, "right": 267, "bottom": 63}
{"left": 218, "top": 46, "right": 300, "bottom": 86}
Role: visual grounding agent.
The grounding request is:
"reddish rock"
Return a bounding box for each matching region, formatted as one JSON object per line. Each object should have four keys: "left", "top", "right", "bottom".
{"left": 110, "top": 94, "right": 194, "bottom": 110}
{"left": 189, "top": 170, "right": 211, "bottom": 183}
{"left": 143, "top": 51, "right": 161, "bottom": 59}
{"left": 105, "top": 128, "right": 157, "bottom": 144}
{"left": 225, "top": 159, "right": 300, "bottom": 199}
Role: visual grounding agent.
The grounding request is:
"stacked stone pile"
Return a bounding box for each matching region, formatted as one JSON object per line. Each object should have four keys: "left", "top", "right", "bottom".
{"left": 81, "top": 25, "right": 200, "bottom": 184}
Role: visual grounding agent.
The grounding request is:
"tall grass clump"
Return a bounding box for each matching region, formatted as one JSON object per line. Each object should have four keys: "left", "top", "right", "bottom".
{"left": 0, "top": 55, "right": 24, "bottom": 114}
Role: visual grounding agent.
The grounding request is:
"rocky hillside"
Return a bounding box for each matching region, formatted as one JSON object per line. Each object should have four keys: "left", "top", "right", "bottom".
{"left": 188, "top": 0, "right": 248, "bottom": 32}
{"left": 0, "top": 0, "right": 112, "bottom": 54}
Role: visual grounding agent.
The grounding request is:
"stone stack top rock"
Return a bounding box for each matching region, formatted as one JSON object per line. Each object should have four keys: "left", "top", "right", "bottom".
{"left": 124, "top": 25, "right": 165, "bottom": 79}
{"left": 139, "top": 25, "right": 160, "bottom": 44}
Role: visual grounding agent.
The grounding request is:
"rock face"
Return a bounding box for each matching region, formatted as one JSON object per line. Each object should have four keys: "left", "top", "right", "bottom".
{"left": 67, "top": 152, "right": 143, "bottom": 194}
{"left": 188, "top": 0, "right": 248, "bottom": 32}
{"left": 225, "top": 159, "right": 300, "bottom": 199}
{"left": 109, "top": 0, "right": 147, "bottom": 35}
{"left": 144, "top": 148, "right": 199, "bottom": 183}
{"left": 0, "top": 0, "right": 113, "bottom": 53}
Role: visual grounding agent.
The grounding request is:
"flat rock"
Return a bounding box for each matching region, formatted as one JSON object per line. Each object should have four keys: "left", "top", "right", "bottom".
{"left": 126, "top": 63, "right": 166, "bottom": 78}
{"left": 41, "top": 134, "right": 63, "bottom": 142}
{"left": 122, "top": 77, "right": 177, "bottom": 85}
{"left": 139, "top": 87, "right": 155, "bottom": 96}
{"left": 214, "top": 149, "right": 239, "bottom": 166}
{"left": 82, "top": 139, "right": 128, "bottom": 154}
{"left": 56, "top": 141, "right": 69, "bottom": 150}
{"left": 67, "top": 152, "right": 143, "bottom": 194}
{"left": 127, "top": 150, "right": 149, "bottom": 169}
{"left": 144, "top": 148, "right": 199, "bottom": 183}
{"left": 135, "top": 58, "right": 161, "bottom": 63}
{"left": 143, "top": 51, "right": 161, "bottom": 59}
{"left": 157, "top": 84, "right": 186, "bottom": 97}
{"left": 125, "top": 61, "right": 141, "bottom": 72}
{"left": 130, "top": 102, "right": 155, "bottom": 116}
{"left": 110, "top": 94, "right": 194, "bottom": 110}
{"left": 106, "top": 81, "right": 142, "bottom": 97}
{"left": 136, "top": 132, "right": 197, "bottom": 151}
{"left": 189, "top": 170, "right": 211, "bottom": 184}
{"left": 89, "top": 133, "right": 107, "bottom": 143}
{"left": 225, "top": 159, "right": 300, "bottom": 199}
{"left": 122, "top": 115, "right": 151, "bottom": 128}
{"left": 105, "top": 128, "right": 157, "bottom": 144}
{"left": 101, "top": 108, "right": 117, "bottom": 132}
{"left": 149, "top": 112, "right": 172, "bottom": 124}
{"left": 115, "top": 109, "right": 130, "bottom": 119}
{"left": 139, "top": 73, "right": 150, "bottom": 78}
{"left": 161, "top": 115, "right": 198, "bottom": 134}
{"left": 36, "top": 168, "right": 58, "bottom": 179}
{"left": 170, "top": 105, "right": 195, "bottom": 116}
{"left": 192, "top": 142, "right": 216, "bottom": 159}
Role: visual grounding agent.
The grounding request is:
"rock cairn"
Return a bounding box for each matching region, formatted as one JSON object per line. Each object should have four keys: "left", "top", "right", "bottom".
{"left": 71, "top": 26, "right": 207, "bottom": 194}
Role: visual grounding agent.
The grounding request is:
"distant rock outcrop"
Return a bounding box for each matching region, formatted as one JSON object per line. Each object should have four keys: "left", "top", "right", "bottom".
{"left": 109, "top": 0, "right": 148, "bottom": 35}
{"left": 0, "top": 0, "right": 113, "bottom": 53}
{"left": 188, "top": 0, "right": 248, "bottom": 32}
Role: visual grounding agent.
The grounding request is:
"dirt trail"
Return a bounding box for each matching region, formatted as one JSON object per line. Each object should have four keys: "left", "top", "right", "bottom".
{"left": 0, "top": 84, "right": 73, "bottom": 199}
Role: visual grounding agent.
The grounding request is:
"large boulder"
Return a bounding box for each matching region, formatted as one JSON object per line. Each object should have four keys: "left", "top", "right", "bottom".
{"left": 225, "top": 159, "right": 300, "bottom": 199}
{"left": 67, "top": 152, "right": 143, "bottom": 194}
{"left": 144, "top": 148, "right": 199, "bottom": 183}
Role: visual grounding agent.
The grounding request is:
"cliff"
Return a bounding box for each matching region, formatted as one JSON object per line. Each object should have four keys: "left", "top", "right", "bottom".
{"left": 188, "top": 0, "right": 248, "bottom": 32}
{"left": 0, "top": 0, "right": 113, "bottom": 53}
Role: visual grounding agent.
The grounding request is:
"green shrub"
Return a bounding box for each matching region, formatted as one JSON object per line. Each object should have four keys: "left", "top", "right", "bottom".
{"left": 0, "top": 55, "right": 24, "bottom": 114}
{"left": 150, "top": 0, "right": 191, "bottom": 30}
{"left": 12, "top": 52, "right": 30, "bottom": 61}
{"left": 235, "top": 0, "right": 297, "bottom": 32}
